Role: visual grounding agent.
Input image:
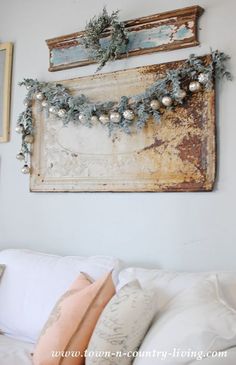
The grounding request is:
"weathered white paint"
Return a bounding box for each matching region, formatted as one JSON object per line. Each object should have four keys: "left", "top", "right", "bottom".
{"left": 0, "top": 0, "right": 235, "bottom": 270}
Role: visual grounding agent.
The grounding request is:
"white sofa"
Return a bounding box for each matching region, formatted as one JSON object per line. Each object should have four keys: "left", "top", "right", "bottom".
{"left": 0, "top": 249, "right": 235, "bottom": 365}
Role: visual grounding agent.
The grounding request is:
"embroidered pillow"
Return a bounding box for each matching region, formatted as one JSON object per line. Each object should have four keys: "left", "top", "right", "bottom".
{"left": 33, "top": 271, "right": 115, "bottom": 365}
{"left": 86, "top": 280, "right": 156, "bottom": 365}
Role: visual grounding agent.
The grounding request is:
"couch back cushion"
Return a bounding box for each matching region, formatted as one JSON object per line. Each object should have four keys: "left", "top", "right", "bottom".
{"left": 117, "top": 267, "right": 236, "bottom": 312}
{"left": 0, "top": 249, "right": 121, "bottom": 343}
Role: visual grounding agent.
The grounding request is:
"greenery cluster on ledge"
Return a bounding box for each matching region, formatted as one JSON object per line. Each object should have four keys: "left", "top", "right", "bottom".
{"left": 81, "top": 7, "right": 129, "bottom": 71}
{"left": 16, "top": 50, "right": 231, "bottom": 174}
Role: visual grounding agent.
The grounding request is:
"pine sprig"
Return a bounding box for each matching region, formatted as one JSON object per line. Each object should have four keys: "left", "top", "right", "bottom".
{"left": 81, "top": 7, "right": 129, "bottom": 70}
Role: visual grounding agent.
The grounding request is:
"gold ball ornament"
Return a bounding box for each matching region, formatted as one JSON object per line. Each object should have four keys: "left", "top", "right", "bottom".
{"left": 123, "top": 109, "right": 135, "bottom": 121}
{"left": 161, "top": 96, "right": 173, "bottom": 107}
{"left": 198, "top": 73, "right": 209, "bottom": 85}
{"left": 110, "top": 111, "right": 121, "bottom": 124}
{"left": 21, "top": 164, "right": 30, "bottom": 174}
{"left": 189, "top": 81, "right": 201, "bottom": 92}
{"left": 15, "top": 124, "right": 24, "bottom": 134}
{"left": 35, "top": 92, "right": 44, "bottom": 101}
{"left": 16, "top": 152, "right": 25, "bottom": 161}
{"left": 150, "top": 99, "right": 161, "bottom": 110}
{"left": 24, "top": 134, "right": 34, "bottom": 144}
{"left": 58, "top": 109, "right": 67, "bottom": 118}
{"left": 99, "top": 114, "right": 110, "bottom": 124}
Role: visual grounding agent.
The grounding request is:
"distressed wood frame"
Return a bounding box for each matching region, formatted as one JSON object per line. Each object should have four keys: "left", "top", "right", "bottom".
{"left": 30, "top": 56, "right": 216, "bottom": 193}
{"left": 0, "top": 43, "right": 13, "bottom": 142}
{"left": 46, "top": 6, "right": 204, "bottom": 72}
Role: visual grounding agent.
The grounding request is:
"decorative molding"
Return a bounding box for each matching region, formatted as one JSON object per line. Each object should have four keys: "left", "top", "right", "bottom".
{"left": 46, "top": 6, "right": 204, "bottom": 72}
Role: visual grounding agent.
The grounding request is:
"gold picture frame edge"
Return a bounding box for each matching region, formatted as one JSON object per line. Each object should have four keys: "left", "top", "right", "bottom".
{"left": 0, "top": 42, "right": 13, "bottom": 143}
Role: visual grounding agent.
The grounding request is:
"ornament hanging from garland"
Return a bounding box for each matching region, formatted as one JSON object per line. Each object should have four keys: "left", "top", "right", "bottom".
{"left": 16, "top": 50, "right": 231, "bottom": 174}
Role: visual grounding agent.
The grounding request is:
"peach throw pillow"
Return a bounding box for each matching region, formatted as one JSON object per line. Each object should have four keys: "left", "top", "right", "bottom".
{"left": 33, "top": 271, "right": 115, "bottom": 365}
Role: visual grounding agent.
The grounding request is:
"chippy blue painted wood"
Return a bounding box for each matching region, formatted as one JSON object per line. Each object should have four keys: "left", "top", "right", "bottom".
{"left": 51, "top": 23, "right": 194, "bottom": 67}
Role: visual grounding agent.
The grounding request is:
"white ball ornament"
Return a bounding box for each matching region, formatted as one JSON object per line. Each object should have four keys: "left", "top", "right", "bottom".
{"left": 26, "top": 85, "right": 31, "bottom": 91}
{"left": 79, "top": 114, "right": 87, "bottom": 123}
{"left": 175, "top": 89, "right": 187, "bottom": 100}
{"left": 24, "top": 134, "right": 34, "bottom": 144}
{"left": 161, "top": 96, "right": 173, "bottom": 107}
{"left": 21, "top": 164, "right": 30, "bottom": 174}
{"left": 189, "top": 81, "right": 201, "bottom": 92}
{"left": 24, "top": 100, "right": 31, "bottom": 108}
{"left": 35, "top": 92, "right": 44, "bottom": 101}
{"left": 90, "top": 115, "right": 99, "bottom": 124}
{"left": 49, "top": 106, "right": 57, "bottom": 115}
{"left": 110, "top": 111, "right": 121, "bottom": 124}
{"left": 41, "top": 100, "right": 48, "bottom": 108}
{"left": 58, "top": 109, "right": 67, "bottom": 118}
{"left": 150, "top": 99, "right": 161, "bottom": 110}
{"left": 123, "top": 109, "right": 135, "bottom": 121}
{"left": 198, "top": 73, "right": 209, "bottom": 85}
{"left": 99, "top": 114, "right": 110, "bottom": 124}
{"left": 15, "top": 124, "right": 24, "bottom": 134}
{"left": 16, "top": 152, "right": 25, "bottom": 161}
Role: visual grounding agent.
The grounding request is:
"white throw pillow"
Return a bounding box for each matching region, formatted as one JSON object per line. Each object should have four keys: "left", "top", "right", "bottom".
{"left": 86, "top": 280, "right": 156, "bottom": 365}
{"left": 134, "top": 275, "right": 236, "bottom": 365}
{"left": 0, "top": 249, "right": 122, "bottom": 344}
{"left": 117, "top": 267, "right": 236, "bottom": 311}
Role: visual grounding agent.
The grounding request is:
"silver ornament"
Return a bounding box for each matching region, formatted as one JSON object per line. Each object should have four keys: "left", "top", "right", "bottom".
{"left": 58, "top": 109, "right": 67, "bottom": 118}
{"left": 90, "top": 115, "right": 99, "bottom": 124}
{"left": 161, "top": 96, "right": 173, "bottom": 107}
{"left": 21, "top": 164, "right": 30, "bottom": 174}
{"left": 175, "top": 89, "right": 186, "bottom": 100}
{"left": 189, "top": 81, "right": 201, "bottom": 92}
{"left": 24, "top": 100, "right": 31, "bottom": 108}
{"left": 150, "top": 99, "right": 161, "bottom": 110}
{"left": 15, "top": 124, "right": 24, "bottom": 134}
{"left": 110, "top": 111, "right": 121, "bottom": 124}
{"left": 35, "top": 92, "right": 44, "bottom": 101}
{"left": 79, "top": 114, "right": 87, "bottom": 123}
{"left": 41, "top": 100, "right": 48, "bottom": 108}
{"left": 26, "top": 85, "right": 31, "bottom": 90}
{"left": 123, "top": 109, "right": 135, "bottom": 121}
{"left": 198, "top": 73, "right": 209, "bottom": 85}
{"left": 16, "top": 152, "right": 25, "bottom": 161}
{"left": 99, "top": 114, "right": 110, "bottom": 124}
{"left": 24, "top": 134, "right": 34, "bottom": 144}
{"left": 49, "top": 106, "right": 57, "bottom": 114}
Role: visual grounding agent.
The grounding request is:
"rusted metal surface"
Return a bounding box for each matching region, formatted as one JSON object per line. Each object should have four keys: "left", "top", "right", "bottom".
{"left": 46, "top": 6, "right": 204, "bottom": 72}
{"left": 30, "top": 56, "right": 215, "bottom": 192}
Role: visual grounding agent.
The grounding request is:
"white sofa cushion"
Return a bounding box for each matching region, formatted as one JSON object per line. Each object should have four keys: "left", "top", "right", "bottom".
{"left": 117, "top": 267, "right": 236, "bottom": 311}
{"left": 134, "top": 275, "right": 236, "bottom": 365}
{"left": 0, "top": 249, "right": 121, "bottom": 344}
{"left": 0, "top": 334, "right": 34, "bottom": 365}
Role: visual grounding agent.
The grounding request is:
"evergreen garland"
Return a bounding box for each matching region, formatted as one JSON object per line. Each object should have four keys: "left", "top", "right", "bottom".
{"left": 16, "top": 50, "right": 231, "bottom": 173}
{"left": 81, "top": 7, "right": 129, "bottom": 71}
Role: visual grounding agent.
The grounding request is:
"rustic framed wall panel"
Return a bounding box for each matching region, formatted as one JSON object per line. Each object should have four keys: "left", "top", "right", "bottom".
{"left": 46, "top": 6, "right": 204, "bottom": 72}
{"left": 30, "top": 56, "right": 215, "bottom": 192}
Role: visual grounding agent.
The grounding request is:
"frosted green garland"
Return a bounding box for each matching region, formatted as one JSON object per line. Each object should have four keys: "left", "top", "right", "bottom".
{"left": 81, "top": 7, "right": 129, "bottom": 71}
{"left": 16, "top": 50, "right": 231, "bottom": 174}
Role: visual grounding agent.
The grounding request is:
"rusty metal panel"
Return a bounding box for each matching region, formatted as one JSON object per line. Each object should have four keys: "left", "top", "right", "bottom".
{"left": 46, "top": 6, "right": 204, "bottom": 72}
{"left": 30, "top": 57, "right": 215, "bottom": 192}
